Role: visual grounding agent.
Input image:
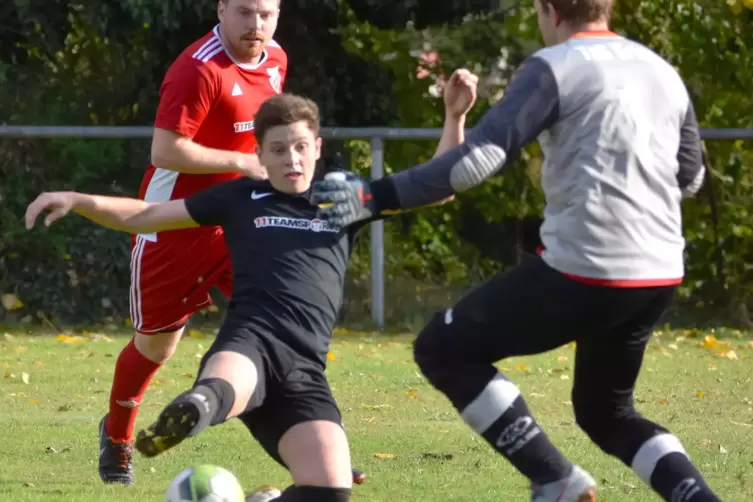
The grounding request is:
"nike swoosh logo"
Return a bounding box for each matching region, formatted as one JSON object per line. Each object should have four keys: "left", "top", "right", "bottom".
{"left": 251, "top": 191, "right": 273, "bottom": 200}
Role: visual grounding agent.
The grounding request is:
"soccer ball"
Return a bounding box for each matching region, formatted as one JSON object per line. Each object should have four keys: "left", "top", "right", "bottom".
{"left": 165, "top": 465, "right": 246, "bottom": 502}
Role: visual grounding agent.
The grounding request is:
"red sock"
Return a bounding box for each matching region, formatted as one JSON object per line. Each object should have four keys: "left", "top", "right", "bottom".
{"left": 105, "top": 339, "right": 162, "bottom": 443}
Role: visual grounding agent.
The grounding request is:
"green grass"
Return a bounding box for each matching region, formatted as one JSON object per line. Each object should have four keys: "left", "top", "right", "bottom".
{"left": 1, "top": 328, "right": 752, "bottom": 501}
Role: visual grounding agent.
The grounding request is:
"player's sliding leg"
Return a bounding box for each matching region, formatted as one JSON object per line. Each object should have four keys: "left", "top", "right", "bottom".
{"left": 572, "top": 306, "right": 723, "bottom": 502}
{"left": 244, "top": 421, "right": 353, "bottom": 502}
{"left": 135, "top": 349, "right": 258, "bottom": 457}
{"left": 98, "top": 328, "right": 182, "bottom": 485}
{"left": 413, "top": 259, "right": 598, "bottom": 502}
{"left": 266, "top": 420, "right": 353, "bottom": 501}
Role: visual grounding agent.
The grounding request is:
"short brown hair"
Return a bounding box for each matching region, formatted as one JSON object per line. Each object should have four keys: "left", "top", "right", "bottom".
{"left": 543, "top": 0, "right": 613, "bottom": 23}
{"left": 254, "top": 93, "right": 321, "bottom": 145}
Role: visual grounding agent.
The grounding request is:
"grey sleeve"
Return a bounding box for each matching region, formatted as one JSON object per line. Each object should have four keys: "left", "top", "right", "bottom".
{"left": 388, "top": 56, "right": 560, "bottom": 210}
{"left": 676, "top": 101, "right": 705, "bottom": 198}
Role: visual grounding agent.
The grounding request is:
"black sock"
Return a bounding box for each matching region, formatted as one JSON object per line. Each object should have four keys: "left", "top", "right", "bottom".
{"left": 178, "top": 378, "right": 235, "bottom": 437}
{"left": 649, "top": 452, "right": 722, "bottom": 502}
{"left": 276, "top": 485, "right": 351, "bottom": 502}
{"left": 478, "top": 395, "right": 573, "bottom": 484}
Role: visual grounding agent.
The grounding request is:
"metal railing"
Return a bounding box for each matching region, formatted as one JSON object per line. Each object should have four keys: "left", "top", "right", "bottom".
{"left": 2, "top": 125, "right": 753, "bottom": 328}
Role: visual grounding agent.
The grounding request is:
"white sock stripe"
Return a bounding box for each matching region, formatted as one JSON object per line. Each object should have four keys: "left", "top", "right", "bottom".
{"left": 460, "top": 373, "right": 520, "bottom": 434}
{"left": 631, "top": 433, "right": 687, "bottom": 484}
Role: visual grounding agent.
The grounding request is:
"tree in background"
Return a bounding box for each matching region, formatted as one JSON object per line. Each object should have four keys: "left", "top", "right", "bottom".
{"left": 2, "top": 0, "right": 753, "bottom": 327}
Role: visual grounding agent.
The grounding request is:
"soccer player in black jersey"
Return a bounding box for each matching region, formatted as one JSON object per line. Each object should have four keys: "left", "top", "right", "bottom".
{"left": 24, "top": 71, "right": 478, "bottom": 502}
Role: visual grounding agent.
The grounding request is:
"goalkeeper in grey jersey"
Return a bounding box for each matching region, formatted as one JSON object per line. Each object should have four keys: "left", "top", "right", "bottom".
{"left": 311, "top": 0, "right": 721, "bottom": 501}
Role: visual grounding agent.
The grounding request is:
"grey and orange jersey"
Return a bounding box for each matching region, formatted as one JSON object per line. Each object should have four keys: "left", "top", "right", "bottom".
{"left": 375, "top": 31, "right": 704, "bottom": 283}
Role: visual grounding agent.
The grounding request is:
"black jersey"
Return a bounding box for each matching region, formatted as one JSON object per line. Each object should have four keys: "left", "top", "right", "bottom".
{"left": 184, "top": 177, "right": 370, "bottom": 364}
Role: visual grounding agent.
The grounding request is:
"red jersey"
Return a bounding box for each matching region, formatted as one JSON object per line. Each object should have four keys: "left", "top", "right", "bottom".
{"left": 138, "top": 25, "right": 287, "bottom": 241}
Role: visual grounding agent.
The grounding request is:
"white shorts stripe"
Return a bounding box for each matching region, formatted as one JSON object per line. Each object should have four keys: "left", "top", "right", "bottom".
{"left": 129, "top": 237, "right": 147, "bottom": 330}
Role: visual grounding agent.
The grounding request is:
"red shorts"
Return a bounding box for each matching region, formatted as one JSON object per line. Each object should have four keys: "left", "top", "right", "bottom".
{"left": 129, "top": 231, "right": 232, "bottom": 334}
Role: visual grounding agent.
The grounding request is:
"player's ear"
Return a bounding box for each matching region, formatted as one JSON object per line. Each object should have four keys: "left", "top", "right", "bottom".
{"left": 550, "top": 3, "right": 563, "bottom": 27}
{"left": 217, "top": 1, "right": 224, "bottom": 21}
{"left": 256, "top": 144, "right": 262, "bottom": 157}
{"left": 314, "top": 137, "right": 322, "bottom": 160}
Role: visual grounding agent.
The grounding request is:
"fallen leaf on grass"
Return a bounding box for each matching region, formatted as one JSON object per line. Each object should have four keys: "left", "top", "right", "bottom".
{"left": 56, "top": 334, "right": 86, "bottom": 344}
{"left": 28, "top": 399, "right": 39, "bottom": 405}
{"left": 730, "top": 420, "right": 753, "bottom": 427}
{"left": 188, "top": 330, "right": 205, "bottom": 339}
{"left": 362, "top": 404, "right": 393, "bottom": 411}
{"left": 23, "top": 482, "right": 34, "bottom": 487}
{"left": 327, "top": 352, "right": 337, "bottom": 361}
{"left": 696, "top": 391, "right": 705, "bottom": 398}
{"left": 373, "top": 453, "right": 395, "bottom": 459}
{"left": 21, "top": 372, "right": 29, "bottom": 384}
{"left": 413, "top": 452, "right": 455, "bottom": 461}
{"left": 700, "top": 335, "right": 718, "bottom": 349}
{"left": 719, "top": 445, "right": 728, "bottom": 454}
{"left": 360, "top": 417, "right": 376, "bottom": 423}
{"left": 5, "top": 371, "right": 15, "bottom": 378}
{"left": 515, "top": 363, "right": 529, "bottom": 372}
{"left": 14, "top": 346, "right": 27, "bottom": 354}
{"left": 716, "top": 350, "right": 738, "bottom": 360}
{"left": 659, "top": 398, "right": 669, "bottom": 405}
{"left": 406, "top": 391, "right": 418, "bottom": 398}
{"left": 557, "top": 355, "right": 569, "bottom": 362}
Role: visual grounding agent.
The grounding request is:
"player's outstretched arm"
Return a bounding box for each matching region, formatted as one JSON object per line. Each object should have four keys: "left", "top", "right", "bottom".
{"left": 24, "top": 192, "right": 198, "bottom": 234}
{"left": 313, "top": 57, "right": 560, "bottom": 227}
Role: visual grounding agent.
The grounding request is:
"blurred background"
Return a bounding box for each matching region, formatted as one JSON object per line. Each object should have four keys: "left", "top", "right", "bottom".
{"left": 2, "top": 0, "right": 753, "bottom": 332}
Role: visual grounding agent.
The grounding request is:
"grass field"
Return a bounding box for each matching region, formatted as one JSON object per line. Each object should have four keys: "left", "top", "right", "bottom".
{"left": 1, "top": 327, "right": 752, "bottom": 501}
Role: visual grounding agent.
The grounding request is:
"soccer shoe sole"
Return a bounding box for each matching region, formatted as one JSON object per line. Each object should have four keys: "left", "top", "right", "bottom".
{"left": 134, "top": 401, "right": 200, "bottom": 458}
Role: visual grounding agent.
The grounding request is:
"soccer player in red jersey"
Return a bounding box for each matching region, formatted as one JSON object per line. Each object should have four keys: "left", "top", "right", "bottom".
{"left": 98, "top": 0, "right": 285, "bottom": 485}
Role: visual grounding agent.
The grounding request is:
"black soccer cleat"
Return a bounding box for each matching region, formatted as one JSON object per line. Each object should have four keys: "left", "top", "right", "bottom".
{"left": 98, "top": 415, "right": 135, "bottom": 486}
{"left": 352, "top": 467, "right": 367, "bottom": 484}
{"left": 134, "top": 398, "right": 202, "bottom": 458}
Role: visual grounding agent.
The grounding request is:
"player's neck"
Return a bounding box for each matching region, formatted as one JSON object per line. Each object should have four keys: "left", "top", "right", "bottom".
{"left": 560, "top": 21, "right": 612, "bottom": 41}
{"left": 217, "top": 28, "right": 264, "bottom": 66}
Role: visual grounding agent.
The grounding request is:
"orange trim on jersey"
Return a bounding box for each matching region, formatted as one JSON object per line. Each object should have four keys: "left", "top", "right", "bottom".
{"left": 535, "top": 245, "right": 683, "bottom": 288}
{"left": 571, "top": 30, "right": 618, "bottom": 39}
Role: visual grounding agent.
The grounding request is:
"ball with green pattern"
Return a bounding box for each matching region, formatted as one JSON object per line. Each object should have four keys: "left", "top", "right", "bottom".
{"left": 165, "top": 465, "right": 246, "bottom": 502}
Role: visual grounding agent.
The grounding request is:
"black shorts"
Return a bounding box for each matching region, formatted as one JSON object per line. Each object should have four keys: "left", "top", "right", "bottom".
{"left": 198, "top": 318, "right": 342, "bottom": 467}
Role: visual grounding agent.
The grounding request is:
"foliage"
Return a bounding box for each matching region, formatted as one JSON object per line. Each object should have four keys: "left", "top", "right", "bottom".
{"left": 2, "top": 0, "right": 753, "bottom": 327}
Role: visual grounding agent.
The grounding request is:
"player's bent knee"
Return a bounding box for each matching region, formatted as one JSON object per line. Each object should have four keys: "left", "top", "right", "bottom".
{"left": 279, "top": 486, "right": 351, "bottom": 501}
{"left": 573, "top": 394, "right": 634, "bottom": 452}
{"left": 278, "top": 420, "right": 352, "bottom": 488}
{"left": 413, "top": 312, "right": 454, "bottom": 379}
{"left": 134, "top": 329, "right": 184, "bottom": 364}
{"left": 200, "top": 351, "right": 259, "bottom": 418}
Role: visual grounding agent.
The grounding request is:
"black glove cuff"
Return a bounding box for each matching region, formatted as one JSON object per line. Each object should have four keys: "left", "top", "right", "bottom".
{"left": 369, "top": 177, "right": 400, "bottom": 212}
